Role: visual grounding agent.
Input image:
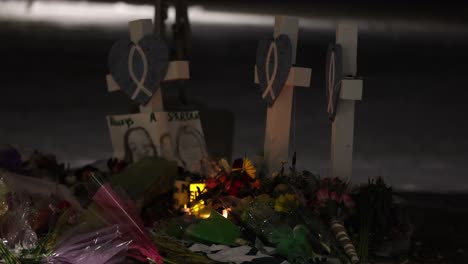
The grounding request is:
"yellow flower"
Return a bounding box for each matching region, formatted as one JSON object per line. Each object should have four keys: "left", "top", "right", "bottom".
{"left": 274, "top": 193, "right": 299, "bottom": 213}
{"left": 243, "top": 158, "right": 257, "bottom": 179}
{"left": 232, "top": 157, "right": 257, "bottom": 179}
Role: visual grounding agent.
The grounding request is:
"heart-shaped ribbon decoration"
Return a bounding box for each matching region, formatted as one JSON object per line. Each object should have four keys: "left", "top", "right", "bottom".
{"left": 108, "top": 34, "right": 169, "bottom": 105}
{"left": 325, "top": 43, "right": 344, "bottom": 121}
{"left": 256, "top": 34, "right": 293, "bottom": 106}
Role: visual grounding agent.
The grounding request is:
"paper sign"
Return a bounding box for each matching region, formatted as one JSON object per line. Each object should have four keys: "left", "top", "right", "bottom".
{"left": 107, "top": 111, "right": 208, "bottom": 173}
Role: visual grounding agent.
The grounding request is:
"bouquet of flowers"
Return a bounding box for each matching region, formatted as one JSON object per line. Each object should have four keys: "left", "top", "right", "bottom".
{"left": 201, "top": 157, "right": 259, "bottom": 203}
{"left": 311, "top": 177, "right": 359, "bottom": 264}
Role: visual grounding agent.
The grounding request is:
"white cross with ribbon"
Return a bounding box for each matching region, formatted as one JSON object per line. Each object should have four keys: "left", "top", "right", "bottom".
{"left": 329, "top": 24, "right": 363, "bottom": 181}
{"left": 253, "top": 16, "right": 312, "bottom": 176}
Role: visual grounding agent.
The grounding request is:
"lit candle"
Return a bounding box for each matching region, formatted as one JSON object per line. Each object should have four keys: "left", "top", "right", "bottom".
{"left": 222, "top": 208, "right": 230, "bottom": 218}
{"left": 198, "top": 205, "right": 212, "bottom": 219}
{"left": 182, "top": 204, "right": 190, "bottom": 214}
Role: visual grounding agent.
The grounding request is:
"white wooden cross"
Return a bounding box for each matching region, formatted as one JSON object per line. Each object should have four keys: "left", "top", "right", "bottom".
{"left": 106, "top": 19, "right": 190, "bottom": 112}
{"left": 330, "top": 24, "right": 363, "bottom": 180}
{"left": 254, "top": 16, "right": 312, "bottom": 175}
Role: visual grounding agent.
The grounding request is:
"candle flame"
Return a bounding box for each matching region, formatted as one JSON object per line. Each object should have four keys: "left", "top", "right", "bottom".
{"left": 222, "top": 209, "right": 229, "bottom": 218}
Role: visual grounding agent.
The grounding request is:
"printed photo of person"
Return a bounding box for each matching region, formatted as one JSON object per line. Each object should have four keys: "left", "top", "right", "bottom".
{"left": 159, "top": 132, "right": 175, "bottom": 161}
{"left": 123, "top": 127, "right": 158, "bottom": 163}
{"left": 174, "top": 125, "right": 208, "bottom": 172}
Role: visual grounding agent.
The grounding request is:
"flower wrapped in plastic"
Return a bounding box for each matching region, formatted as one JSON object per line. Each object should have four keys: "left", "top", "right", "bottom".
{"left": 0, "top": 202, "right": 38, "bottom": 251}
{"left": 241, "top": 198, "right": 329, "bottom": 264}
{"left": 311, "top": 177, "right": 359, "bottom": 264}
{"left": 90, "top": 180, "right": 163, "bottom": 264}
{"left": 46, "top": 225, "right": 130, "bottom": 264}
{"left": 0, "top": 178, "right": 9, "bottom": 217}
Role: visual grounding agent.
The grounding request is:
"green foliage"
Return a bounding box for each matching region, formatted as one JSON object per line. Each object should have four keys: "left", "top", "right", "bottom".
{"left": 0, "top": 242, "right": 20, "bottom": 264}
{"left": 268, "top": 224, "right": 318, "bottom": 264}
{"left": 0, "top": 233, "right": 53, "bottom": 264}
{"left": 354, "top": 177, "right": 393, "bottom": 262}
{"left": 185, "top": 210, "right": 241, "bottom": 246}
{"left": 150, "top": 232, "right": 215, "bottom": 264}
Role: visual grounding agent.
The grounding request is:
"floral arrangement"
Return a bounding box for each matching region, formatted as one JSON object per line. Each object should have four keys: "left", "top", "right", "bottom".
{"left": 312, "top": 177, "right": 355, "bottom": 218}
{"left": 187, "top": 157, "right": 362, "bottom": 264}
{"left": 310, "top": 177, "right": 359, "bottom": 263}
{"left": 204, "top": 157, "right": 259, "bottom": 197}
{"left": 0, "top": 150, "right": 410, "bottom": 264}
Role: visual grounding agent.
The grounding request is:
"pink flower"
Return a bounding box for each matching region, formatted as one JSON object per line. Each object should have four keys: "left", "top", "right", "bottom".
{"left": 341, "top": 194, "right": 355, "bottom": 208}
{"left": 316, "top": 188, "right": 329, "bottom": 202}
{"left": 332, "top": 177, "right": 342, "bottom": 185}
{"left": 330, "top": 192, "right": 340, "bottom": 202}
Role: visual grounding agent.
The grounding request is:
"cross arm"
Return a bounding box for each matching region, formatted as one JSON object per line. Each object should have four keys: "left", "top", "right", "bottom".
{"left": 254, "top": 66, "right": 312, "bottom": 88}
{"left": 340, "top": 78, "right": 362, "bottom": 100}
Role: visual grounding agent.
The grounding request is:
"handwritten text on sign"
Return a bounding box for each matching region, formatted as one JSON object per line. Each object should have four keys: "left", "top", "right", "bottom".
{"left": 109, "top": 111, "right": 200, "bottom": 128}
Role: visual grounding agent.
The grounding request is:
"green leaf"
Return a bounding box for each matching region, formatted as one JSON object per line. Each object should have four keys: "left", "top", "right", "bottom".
{"left": 185, "top": 210, "right": 241, "bottom": 246}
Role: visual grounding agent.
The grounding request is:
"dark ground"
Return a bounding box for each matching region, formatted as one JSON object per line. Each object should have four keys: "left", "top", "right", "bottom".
{"left": 397, "top": 192, "right": 468, "bottom": 263}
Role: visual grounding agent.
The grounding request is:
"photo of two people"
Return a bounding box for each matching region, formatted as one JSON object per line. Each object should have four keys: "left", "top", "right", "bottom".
{"left": 107, "top": 111, "right": 208, "bottom": 173}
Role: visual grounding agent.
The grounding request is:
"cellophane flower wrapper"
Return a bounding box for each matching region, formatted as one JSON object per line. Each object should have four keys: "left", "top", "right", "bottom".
{"left": 0, "top": 178, "right": 9, "bottom": 217}
{"left": 241, "top": 198, "right": 279, "bottom": 239}
{"left": 0, "top": 195, "right": 38, "bottom": 251}
{"left": 91, "top": 182, "right": 162, "bottom": 264}
{"left": 241, "top": 200, "right": 318, "bottom": 263}
{"left": 46, "top": 225, "right": 130, "bottom": 264}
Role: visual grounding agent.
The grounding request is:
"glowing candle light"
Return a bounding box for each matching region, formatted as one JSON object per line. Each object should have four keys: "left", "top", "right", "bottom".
{"left": 198, "top": 205, "right": 212, "bottom": 219}
{"left": 222, "top": 209, "right": 229, "bottom": 218}
{"left": 182, "top": 204, "right": 190, "bottom": 214}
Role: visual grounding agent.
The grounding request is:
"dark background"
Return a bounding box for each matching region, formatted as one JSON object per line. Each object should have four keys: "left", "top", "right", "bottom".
{"left": 1, "top": 0, "right": 468, "bottom": 192}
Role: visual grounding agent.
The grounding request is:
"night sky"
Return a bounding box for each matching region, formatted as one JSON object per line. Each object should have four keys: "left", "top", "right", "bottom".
{"left": 1, "top": 1, "right": 468, "bottom": 192}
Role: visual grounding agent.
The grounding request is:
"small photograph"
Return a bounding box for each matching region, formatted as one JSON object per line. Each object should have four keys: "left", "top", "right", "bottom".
{"left": 123, "top": 126, "right": 157, "bottom": 163}
{"left": 173, "top": 125, "right": 208, "bottom": 171}
{"left": 107, "top": 112, "right": 160, "bottom": 164}
{"left": 159, "top": 132, "right": 175, "bottom": 161}
{"left": 159, "top": 111, "right": 209, "bottom": 173}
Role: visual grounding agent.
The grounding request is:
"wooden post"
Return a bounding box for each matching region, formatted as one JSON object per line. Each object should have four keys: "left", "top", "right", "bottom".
{"left": 330, "top": 24, "right": 363, "bottom": 180}
{"left": 173, "top": 0, "right": 191, "bottom": 105}
{"left": 153, "top": 0, "right": 166, "bottom": 38}
{"left": 106, "top": 19, "right": 190, "bottom": 112}
{"left": 255, "top": 16, "right": 311, "bottom": 175}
